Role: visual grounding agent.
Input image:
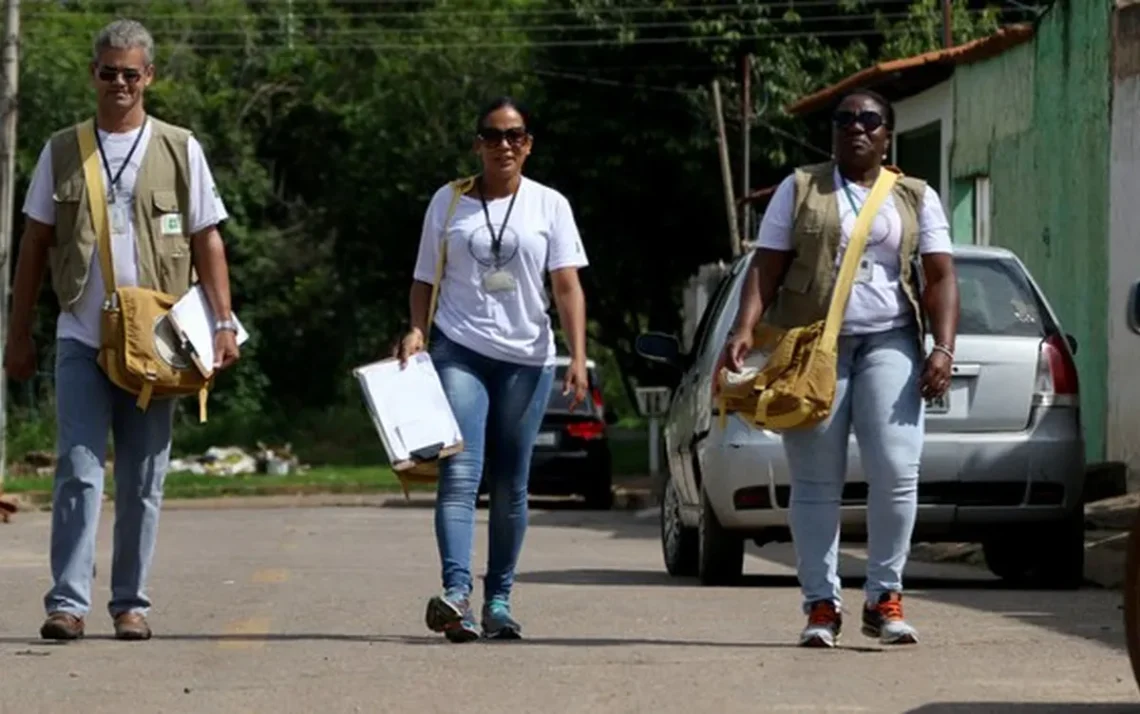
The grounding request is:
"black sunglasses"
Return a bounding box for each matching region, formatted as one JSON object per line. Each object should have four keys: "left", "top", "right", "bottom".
{"left": 477, "top": 126, "right": 529, "bottom": 147}
{"left": 833, "top": 109, "right": 886, "bottom": 132}
{"left": 96, "top": 65, "right": 143, "bottom": 84}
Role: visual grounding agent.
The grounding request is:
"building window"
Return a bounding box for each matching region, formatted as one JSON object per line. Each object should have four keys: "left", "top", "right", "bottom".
{"left": 894, "top": 120, "right": 942, "bottom": 197}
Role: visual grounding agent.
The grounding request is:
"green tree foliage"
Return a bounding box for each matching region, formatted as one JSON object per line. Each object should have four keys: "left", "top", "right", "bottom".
{"left": 7, "top": 0, "right": 1022, "bottom": 448}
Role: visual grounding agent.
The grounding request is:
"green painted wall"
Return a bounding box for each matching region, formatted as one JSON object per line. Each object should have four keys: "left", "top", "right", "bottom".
{"left": 950, "top": 0, "right": 1113, "bottom": 462}
{"left": 950, "top": 178, "right": 974, "bottom": 244}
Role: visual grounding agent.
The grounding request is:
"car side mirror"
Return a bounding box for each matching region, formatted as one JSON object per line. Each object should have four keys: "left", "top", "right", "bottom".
{"left": 1065, "top": 333, "right": 1078, "bottom": 355}
{"left": 634, "top": 332, "right": 682, "bottom": 368}
{"left": 1129, "top": 281, "right": 1140, "bottom": 336}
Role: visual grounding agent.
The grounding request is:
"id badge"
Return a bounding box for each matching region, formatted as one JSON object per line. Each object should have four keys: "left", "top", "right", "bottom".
{"left": 110, "top": 201, "right": 130, "bottom": 236}
{"left": 855, "top": 257, "right": 874, "bottom": 284}
{"left": 482, "top": 269, "right": 517, "bottom": 293}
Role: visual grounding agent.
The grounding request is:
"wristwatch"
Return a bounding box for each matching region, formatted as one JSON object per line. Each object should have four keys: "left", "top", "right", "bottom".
{"left": 215, "top": 318, "right": 238, "bottom": 334}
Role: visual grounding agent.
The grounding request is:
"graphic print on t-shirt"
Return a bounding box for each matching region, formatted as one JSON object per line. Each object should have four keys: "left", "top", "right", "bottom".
{"left": 467, "top": 222, "right": 521, "bottom": 268}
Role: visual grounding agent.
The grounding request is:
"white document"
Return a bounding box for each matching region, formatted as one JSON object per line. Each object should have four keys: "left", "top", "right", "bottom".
{"left": 353, "top": 352, "right": 463, "bottom": 466}
{"left": 166, "top": 285, "right": 250, "bottom": 378}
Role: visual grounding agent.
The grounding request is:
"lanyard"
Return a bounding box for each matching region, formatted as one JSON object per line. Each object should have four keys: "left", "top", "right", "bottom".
{"left": 477, "top": 175, "right": 520, "bottom": 268}
{"left": 93, "top": 115, "right": 148, "bottom": 205}
{"left": 840, "top": 176, "right": 862, "bottom": 216}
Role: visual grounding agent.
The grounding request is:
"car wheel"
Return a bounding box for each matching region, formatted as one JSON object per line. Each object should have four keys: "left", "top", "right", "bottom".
{"left": 1124, "top": 506, "right": 1140, "bottom": 692}
{"left": 583, "top": 478, "right": 614, "bottom": 510}
{"left": 660, "top": 472, "right": 697, "bottom": 577}
{"left": 698, "top": 487, "right": 744, "bottom": 586}
{"left": 982, "top": 509, "right": 1084, "bottom": 590}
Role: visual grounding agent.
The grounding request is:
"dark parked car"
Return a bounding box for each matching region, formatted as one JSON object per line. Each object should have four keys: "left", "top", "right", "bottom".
{"left": 527, "top": 357, "right": 617, "bottom": 509}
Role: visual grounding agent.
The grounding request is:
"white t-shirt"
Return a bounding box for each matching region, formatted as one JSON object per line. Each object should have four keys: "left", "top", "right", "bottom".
{"left": 23, "top": 120, "right": 229, "bottom": 349}
{"left": 413, "top": 175, "right": 588, "bottom": 366}
{"left": 756, "top": 167, "right": 952, "bottom": 335}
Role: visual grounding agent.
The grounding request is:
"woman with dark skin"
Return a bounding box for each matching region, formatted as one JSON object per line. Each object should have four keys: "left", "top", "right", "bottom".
{"left": 397, "top": 97, "right": 590, "bottom": 642}
{"left": 723, "top": 90, "right": 959, "bottom": 647}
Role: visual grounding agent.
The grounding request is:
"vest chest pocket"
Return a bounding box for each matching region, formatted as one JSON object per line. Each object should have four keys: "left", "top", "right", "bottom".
{"left": 51, "top": 176, "right": 87, "bottom": 248}
{"left": 150, "top": 188, "right": 192, "bottom": 294}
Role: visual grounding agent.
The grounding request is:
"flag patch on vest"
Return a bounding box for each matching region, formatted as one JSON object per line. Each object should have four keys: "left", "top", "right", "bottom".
{"left": 160, "top": 213, "right": 182, "bottom": 235}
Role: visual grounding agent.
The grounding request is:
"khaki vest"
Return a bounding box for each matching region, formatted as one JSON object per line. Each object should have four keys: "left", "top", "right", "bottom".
{"left": 47, "top": 116, "right": 195, "bottom": 311}
{"left": 763, "top": 161, "right": 927, "bottom": 344}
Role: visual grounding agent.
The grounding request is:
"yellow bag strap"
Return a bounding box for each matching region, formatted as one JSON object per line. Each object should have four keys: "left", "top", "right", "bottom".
{"left": 76, "top": 119, "right": 116, "bottom": 298}
{"left": 424, "top": 176, "right": 475, "bottom": 349}
{"left": 820, "top": 168, "right": 899, "bottom": 352}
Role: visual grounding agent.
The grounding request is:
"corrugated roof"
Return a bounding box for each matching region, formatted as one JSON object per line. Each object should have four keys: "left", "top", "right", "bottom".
{"left": 785, "top": 23, "right": 1036, "bottom": 116}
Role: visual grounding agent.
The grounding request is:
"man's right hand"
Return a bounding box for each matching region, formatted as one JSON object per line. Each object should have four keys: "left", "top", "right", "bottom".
{"left": 4, "top": 333, "right": 37, "bottom": 381}
{"left": 722, "top": 329, "right": 754, "bottom": 373}
{"left": 393, "top": 328, "right": 425, "bottom": 368}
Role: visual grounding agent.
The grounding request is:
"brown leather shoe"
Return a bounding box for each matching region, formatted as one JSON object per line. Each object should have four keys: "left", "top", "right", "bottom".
{"left": 113, "top": 612, "right": 152, "bottom": 641}
{"left": 40, "top": 612, "right": 85, "bottom": 641}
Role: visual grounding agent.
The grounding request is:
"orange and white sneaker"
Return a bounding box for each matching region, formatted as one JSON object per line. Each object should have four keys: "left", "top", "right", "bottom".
{"left": 799, "top": 600, "right": 842, "bottom": 648}
{"left": 861, "top": 592, "right": 918, "bottom": 645}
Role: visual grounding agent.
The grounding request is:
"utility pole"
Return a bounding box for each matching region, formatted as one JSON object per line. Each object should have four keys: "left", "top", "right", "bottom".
{"left": 0, "top": 0, "right": 19, "bottom": 488}
{"left": 740, "top": 54, "right": 752, "bottom": 246}
{"left": 711, "top": 79, "right": 741, "bottom": 258}
{"left": 942, "top": 0, "right": 953, "bottom": 48}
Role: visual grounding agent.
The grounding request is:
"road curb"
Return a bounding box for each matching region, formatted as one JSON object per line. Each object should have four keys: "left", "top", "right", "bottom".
{"left": 0, "top": 484, "right": 662, "bottom": 515}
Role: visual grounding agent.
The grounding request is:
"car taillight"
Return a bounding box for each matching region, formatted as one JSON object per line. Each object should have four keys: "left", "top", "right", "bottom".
{"left": 566, "top": 421, "right": 605, "bottom": 440}
{"left": 1033, "top": 333, "right": 1079, "bottom": 407}
{"left": 591, "top": 386, "right": 604, "bottom": 411}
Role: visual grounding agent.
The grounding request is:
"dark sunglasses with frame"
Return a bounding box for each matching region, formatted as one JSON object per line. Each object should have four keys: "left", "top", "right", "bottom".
{"left": 477, "top": 126, "right": 529, "bottom": 148}
{"left": 96, "top": 65, "right": 144, "bottom": 84}
{"left": 832, "top": 109, "right": 886, "bottom": 133}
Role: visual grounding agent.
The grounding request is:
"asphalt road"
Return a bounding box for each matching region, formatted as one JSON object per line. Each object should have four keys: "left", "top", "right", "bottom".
{"left": 2, "top": 502, "right": 1139, "bottom": 714}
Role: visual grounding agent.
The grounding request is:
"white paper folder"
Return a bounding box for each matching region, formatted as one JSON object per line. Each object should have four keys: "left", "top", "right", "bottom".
{"left": 353, "top": 353, "right": 464, "bottom": 468}
{"left": 165, "top": 285, "right": 251, "bottom": 378}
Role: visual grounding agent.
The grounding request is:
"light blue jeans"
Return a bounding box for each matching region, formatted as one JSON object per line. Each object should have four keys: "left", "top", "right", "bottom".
{"left": 782, "top": 325, "right": 925, "bottom": 612}
{"left": 44, "top": 338, "right": 176, "bottom": 618}
{"left": 429, "top": 328, "right": 554, "bottom": 603}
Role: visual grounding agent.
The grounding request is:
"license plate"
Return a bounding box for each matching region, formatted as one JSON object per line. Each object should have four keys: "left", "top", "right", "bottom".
{"left": 925, "top": 391, "right": 950, "bottom": 414}
{"left": 534, "top": 432, "right": 557, "bottom": 447}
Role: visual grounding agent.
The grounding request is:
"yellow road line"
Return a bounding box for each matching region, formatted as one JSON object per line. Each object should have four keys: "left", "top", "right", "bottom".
{"left": 218, "top": 616, "right": 272, "bottom": 650}
{"left": 251, "top": 567, "right": 290, "bottom": 584}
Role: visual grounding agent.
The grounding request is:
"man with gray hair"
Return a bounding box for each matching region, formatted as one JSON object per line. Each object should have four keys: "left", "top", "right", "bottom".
{"left": 4, "top": 19, "right": 240, "bottom": 641}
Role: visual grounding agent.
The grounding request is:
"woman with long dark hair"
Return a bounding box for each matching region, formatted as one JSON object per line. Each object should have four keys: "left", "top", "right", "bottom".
{"left": 396, "top": 97, "right": 590, "bottom": 642}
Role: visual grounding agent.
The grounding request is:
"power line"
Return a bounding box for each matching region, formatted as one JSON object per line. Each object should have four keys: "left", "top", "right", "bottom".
{"left": 19, "top": 0, "right": 939, "bottom": 21}
{"left": 23, "top": 11, "right": 976, "bottom": 33}
{"left": 26, "top": 10, "right": 1000, "bottom": 36}
{"left": 534, "top": 67, "right": 831, "bottom": 159}
{"left": 21, "top": 26, "right": 987, "bottom": 51}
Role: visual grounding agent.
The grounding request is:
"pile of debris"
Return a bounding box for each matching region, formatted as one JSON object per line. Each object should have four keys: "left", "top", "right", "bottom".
{"left": 168, "top": 442, "right": 305, "bottom": 477}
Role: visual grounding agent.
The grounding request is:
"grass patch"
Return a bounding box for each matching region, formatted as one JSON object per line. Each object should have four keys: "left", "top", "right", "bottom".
{"left": 4, "top": 465, "right": 420, "bottom": 501}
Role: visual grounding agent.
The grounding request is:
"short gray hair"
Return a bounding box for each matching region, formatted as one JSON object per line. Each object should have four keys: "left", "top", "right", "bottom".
{"left": 92, "top": 19, "right": 154, "bottom": 66}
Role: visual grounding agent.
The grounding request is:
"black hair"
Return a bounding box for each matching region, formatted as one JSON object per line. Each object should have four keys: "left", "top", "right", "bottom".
{"left": 475, "top": 96, "right": 532, "bottom": 135}
{"left": 835, "top": 88, "right": 894, "bottom": 131}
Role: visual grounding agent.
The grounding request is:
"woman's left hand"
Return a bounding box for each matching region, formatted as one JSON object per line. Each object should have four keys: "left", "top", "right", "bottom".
{"left": 564, "top": 357, "right": 589, "bottom": 412}
{"left": 920, "top": 350, "right": 953, "bottom": 400}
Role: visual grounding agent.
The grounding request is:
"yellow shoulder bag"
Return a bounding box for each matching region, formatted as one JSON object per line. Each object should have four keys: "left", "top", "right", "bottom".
{"left": 76, "top": 119, "right": 213, "bottom": 422}
{"left": 717, "top": 167, "right": 899, "bottom": 432}
{"left": 394, "top": 175, "right": 476, "bottom": 497}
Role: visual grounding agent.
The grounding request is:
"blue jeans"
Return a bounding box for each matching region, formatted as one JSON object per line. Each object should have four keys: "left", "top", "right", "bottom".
{"left": 429, "top": 328, "right": 554, "bottom": 603}
{"left": 782, "top": 326, "right": 924, "bottom": 612}
{"left": 45, "top": 339, "right": 176, "bottom": 618}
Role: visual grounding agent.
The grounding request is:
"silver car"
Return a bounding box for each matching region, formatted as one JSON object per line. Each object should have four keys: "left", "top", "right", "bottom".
{"left": 635, "top": 245, "right": 1086, "bottom": 589}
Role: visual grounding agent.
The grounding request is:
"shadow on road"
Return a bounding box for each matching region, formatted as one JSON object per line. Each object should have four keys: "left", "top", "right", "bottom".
{"left": 0, "top": 632, "right": 884, "bottom": 652}
{"left": 522, "top": 509, "right": 1130, "bottom": 654}
{"left": 907, "top": 705, "right": 1140, "bottom": 713}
